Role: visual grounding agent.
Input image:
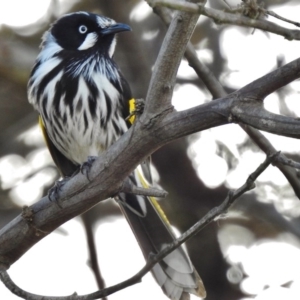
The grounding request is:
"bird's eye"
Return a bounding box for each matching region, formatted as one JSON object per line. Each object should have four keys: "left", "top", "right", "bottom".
{"left": 78, "top": 25, "right": 88, "bottom": 34}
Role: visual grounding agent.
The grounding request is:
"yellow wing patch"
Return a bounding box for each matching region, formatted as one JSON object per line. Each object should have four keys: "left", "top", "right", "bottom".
{"left": 128, "top": 98, "right": 136, "bottom": 124}
{"left": 39, "top": 115, "right": 49, "bottom": 146}
{"left": 137, "top": 169, "right": 170, "bottom": 226}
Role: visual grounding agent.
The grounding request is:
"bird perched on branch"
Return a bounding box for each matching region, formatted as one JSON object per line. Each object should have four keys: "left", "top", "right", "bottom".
{"left": 28, "top": 11, "right": 206, "bottom": 300}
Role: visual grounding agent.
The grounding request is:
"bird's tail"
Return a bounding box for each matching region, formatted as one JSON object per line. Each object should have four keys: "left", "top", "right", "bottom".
{"left": 118, "top": 167, "right": 206, "bottom": 300}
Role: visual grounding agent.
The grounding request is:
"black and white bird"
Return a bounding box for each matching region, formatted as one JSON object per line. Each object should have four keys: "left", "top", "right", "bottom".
{"left": 27, "top": 11, "right": 206, "bottom": 300}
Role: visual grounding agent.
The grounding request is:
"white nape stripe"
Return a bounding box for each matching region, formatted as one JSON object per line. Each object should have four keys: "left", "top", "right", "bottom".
{"left": 78, "top": 32, "right": 98, "bottom": 50}
{"left": 39, "top": 32, "right": 63, "bottom": 61}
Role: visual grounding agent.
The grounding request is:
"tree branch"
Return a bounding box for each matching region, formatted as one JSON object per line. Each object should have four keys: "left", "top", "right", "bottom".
{"left": 148, "top": 0, "right": 300, "bottom": 40}
{"left": 0, "top": 153, "right": 276, "bottom": 300}
{"left": 2, "top": 54, "right": 300, "bottom": 270}
{"left": 153, "top": 5, "right": 227, "bottom": 99}
{"left": 224, "top": 0, "right": 300, "bottom": 28}
{"left": 121, "top": 179, "right": 168, "bottom": 198}
{"left": 241, "top": 124, "right": 300, "bottom": 199}
{"left": 143, "top": 0, "right": 204, "bottom": 117}
{"left": 276, "top": 155, "right": 300, "bottom": 170}
{"left": 231, "top": 102, "right": 300, "bottom": 138}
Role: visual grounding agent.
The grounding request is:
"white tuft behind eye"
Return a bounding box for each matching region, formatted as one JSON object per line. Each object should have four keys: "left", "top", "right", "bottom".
{"left": 78, "top": 25, "right": 88, "bottom": 34}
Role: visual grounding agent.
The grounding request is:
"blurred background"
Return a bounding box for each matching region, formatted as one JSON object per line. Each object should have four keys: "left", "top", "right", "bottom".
{"left": 1, "top": 0, "right": 300, "bottom": 299}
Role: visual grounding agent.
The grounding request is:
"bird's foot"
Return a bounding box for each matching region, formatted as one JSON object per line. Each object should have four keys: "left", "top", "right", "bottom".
{"left": 48, "top": 176, "right": 71, "bottom": 206}
{"left": 81, "top": 156, "right": 97, "bottom": 182}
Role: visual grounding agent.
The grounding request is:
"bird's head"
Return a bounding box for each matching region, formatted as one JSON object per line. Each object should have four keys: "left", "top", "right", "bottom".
{"left": 42, "top": 12, "right": 131, "bottom": 58}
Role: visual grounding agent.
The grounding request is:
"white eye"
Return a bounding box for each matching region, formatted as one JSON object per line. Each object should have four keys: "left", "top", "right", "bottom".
{"left": 78, "top": 25, "right": 88, "bottom": 34}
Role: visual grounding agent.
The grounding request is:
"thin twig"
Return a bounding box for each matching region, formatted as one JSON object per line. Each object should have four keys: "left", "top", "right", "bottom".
{"left": 241, "top": 124, "right": 300, "bottom": 199}
{"left": 265, "top": 10, "right": 300, "bottom": 28}
{"left": 0, "top": 269, "right": 78, "bottom": 300}
{"left": 222, "top": 0, "right": 232, "bottom": 9}
{"left": 185, "top": 43, "right": 227, "bottom": 98}
{"left": 148, "top": 0, "right": 300, "bottom": 40}
{"left": 81, "top": 213, "right": 107, "bottom": 296}
{"left": 226, "top": 0, "right": 300, "bottom": 28}
{"left": 0, "top": 154, "right": 275, "bottom": 300}
{"left": 121, "top": 179, "right": 168, "bottom": 198}
{"left": 276, "top": 155, "right": 300, "bottom": 170}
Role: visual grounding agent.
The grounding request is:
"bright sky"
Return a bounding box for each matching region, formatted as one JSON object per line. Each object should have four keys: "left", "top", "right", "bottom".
{"left": 0, "top": 0, "right": 51, "bottom": 27}
{"left": 1, "top": 1, "right": 300, "bottom": 300}
{"left": 2, "top": 218, "right": 172, "bottom": 300}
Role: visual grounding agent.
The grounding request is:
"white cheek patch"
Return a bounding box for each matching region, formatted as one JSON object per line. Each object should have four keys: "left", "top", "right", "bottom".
{"left": 78, "top": 32, "right": 98, "bottom": 50}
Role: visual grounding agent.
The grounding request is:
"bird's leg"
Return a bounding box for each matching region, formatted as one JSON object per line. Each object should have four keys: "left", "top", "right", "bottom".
{"left": 48, "top": 177, "right": 71, "bottom": 205}
{"left": 81, "top": 156, "right": 97, "bottom": 182}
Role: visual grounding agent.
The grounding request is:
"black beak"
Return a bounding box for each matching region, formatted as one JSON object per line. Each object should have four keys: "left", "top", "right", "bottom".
{"left": 101, "top": 23, "right": 131, "bottom": 36}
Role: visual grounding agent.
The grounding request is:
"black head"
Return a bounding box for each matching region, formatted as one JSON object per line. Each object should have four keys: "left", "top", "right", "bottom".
{"left": 49, "top": 12, "right": 131, "bottom": 55}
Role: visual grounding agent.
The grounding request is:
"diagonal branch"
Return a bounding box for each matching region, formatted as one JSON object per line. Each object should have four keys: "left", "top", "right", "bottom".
{"left": 241, "top": 124, "right": 300, "bottom": 199}
{"left": 0, "top": 153, "right": 276, "bottom": 300}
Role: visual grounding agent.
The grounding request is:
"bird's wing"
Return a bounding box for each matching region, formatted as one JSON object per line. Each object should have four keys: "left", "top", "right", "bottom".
{"left": 39, "top": 116, "right": 78, "bottom": 177}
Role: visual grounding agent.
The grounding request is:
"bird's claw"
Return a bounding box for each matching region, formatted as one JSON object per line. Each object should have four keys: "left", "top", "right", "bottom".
{"left": 81, "top": 156, "right": 97, "bottom": 182}
{"left": 126, "top": 98, "right": 145, "bottom": 124}
{"left": 134, "top": 98, "right": 145, "bottom": 114}
{"left": 48, "top": 177, "right": 71, "bottom": 207}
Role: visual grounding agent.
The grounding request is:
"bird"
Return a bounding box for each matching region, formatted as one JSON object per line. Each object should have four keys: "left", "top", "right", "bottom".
{"left": 27, "top": 11, "right": 206, "bottom": 300}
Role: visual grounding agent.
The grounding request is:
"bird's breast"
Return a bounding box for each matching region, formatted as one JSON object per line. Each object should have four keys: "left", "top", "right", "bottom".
{"left": 29, "top": 60, "right": 128, "bottom": 165}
